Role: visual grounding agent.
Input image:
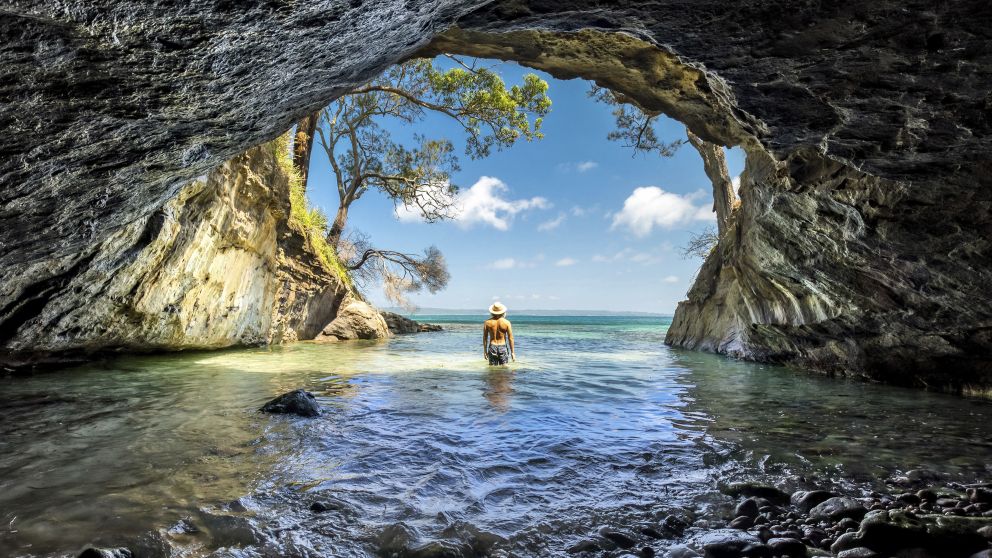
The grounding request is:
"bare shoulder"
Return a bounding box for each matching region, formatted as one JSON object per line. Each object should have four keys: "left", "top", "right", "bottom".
{"left": 499, "top": 318, "right": 512, "bottom": 327}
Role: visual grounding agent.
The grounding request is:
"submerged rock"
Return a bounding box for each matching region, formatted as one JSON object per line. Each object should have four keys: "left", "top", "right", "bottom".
{"left": 260, "top": 389, "right": 321, "bottom": 417}
{"left": 721, "top": 482, "right": 790, "bottom": 505}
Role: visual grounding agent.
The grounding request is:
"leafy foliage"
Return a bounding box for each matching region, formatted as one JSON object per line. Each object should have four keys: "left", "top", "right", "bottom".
{"left": 588, "top": 85, "right": 683, "bottom": 157}
{"left": 314, "top": 56, "right": 552, "bottom": 243}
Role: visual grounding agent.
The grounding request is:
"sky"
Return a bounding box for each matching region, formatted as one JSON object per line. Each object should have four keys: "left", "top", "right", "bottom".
{"left": 305, "top": 58, "right": 745, "bottom": 314}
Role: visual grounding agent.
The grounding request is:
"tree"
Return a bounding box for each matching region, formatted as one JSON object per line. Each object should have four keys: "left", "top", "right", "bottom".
{"left": 339, "top": 231, "right": 450, "bottom": 309}
{"left": 313, "top": 56, "right": 552, "bottom": 247}
{"left": 588, "top": 85, "right": 684, "bottom": 157}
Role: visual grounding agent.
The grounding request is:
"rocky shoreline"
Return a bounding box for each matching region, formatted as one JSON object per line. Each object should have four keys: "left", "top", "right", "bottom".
{"left": 561, "top": 477, "right": 992, "bottom": 558}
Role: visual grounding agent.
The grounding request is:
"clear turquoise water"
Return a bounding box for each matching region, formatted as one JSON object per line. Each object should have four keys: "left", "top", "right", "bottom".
{"left": 0, "top": 315, "right": 989, "bottom": 557}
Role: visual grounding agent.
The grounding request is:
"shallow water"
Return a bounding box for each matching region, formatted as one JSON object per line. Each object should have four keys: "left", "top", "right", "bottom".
{"left": 1, "top": 315, "right": 989, "bottom": 557}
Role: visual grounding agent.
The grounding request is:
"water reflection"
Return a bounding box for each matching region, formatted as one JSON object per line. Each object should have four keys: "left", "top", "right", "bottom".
{"left": 483, "top": 369, "right": 515, "bottom": 411}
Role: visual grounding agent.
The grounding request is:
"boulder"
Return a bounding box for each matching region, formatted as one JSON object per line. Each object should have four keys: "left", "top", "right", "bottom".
{"left": 316, "top": 294, "right": 390, "bottom": 341}
{"left": 721, "top": 483, "right": 790, "bottom": 505}
{"left": 808, "top": 497, "right": 867, "bottom": 522}
{"left": 260, "top": 389, "right": 321, "bottom": 417}
{"left": 793, "top": 490, "right": 836, "bottom": 513}
{"left": 695, "top": 529, "right": 764, "bottom": 558}
{"left": 380, "top": 311, "right": 443, "bottom": 335}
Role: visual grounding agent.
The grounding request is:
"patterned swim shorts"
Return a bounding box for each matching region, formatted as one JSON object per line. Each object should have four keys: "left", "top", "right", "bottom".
{"left": 487, "top": 344, "right": 510, "bottom": 365}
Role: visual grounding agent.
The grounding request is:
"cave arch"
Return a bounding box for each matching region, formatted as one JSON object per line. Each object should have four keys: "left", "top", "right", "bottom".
{"left": 1, "top": 2, "right": 989, "bottom": 391}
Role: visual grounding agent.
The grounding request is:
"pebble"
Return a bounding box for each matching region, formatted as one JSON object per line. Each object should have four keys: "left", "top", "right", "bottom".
{"left": 735, "top": 498, "right": 760, "bottom": 519}
{"left": 729, "top": 515, "right": 754, "bottom": 529}
{"left": 566, "top": 539, "right": 601, "bottom": 554}
{"left": 767, "top": 537, "right": 806, "bottom": 557}
{"left": 599, "top": 527, "right": 637, "bottom": 549}
{"left": 836, "top": 548, "right": 879, "bottom": 558}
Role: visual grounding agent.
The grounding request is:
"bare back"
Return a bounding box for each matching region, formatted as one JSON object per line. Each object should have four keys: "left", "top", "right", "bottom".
{"left": 484, "top": 317, "right": 511, "bottom": 345}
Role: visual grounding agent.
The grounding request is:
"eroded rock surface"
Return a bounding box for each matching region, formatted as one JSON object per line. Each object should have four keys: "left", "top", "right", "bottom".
{"left": 2, "top": 2, "right": 991, "bottom": 386}
{"left": 0, "top": 141, "right": 347, "bottom": 366}
{"left": 316, "top": 294, "right": 390, "bottom": 342}
{"left": 381, "top": 312, "right": 443, "bottom": 335}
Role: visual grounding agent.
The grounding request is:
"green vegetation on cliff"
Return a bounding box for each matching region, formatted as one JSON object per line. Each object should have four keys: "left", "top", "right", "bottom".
{"left": 270, "top": 133, "right": 353, "bottom": 289}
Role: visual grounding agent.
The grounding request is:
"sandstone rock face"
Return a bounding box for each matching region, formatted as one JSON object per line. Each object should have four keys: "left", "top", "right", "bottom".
{"left": 0, "top": 142, "right": 347, "bottom": 366}
{"left": 2, "top": 2, "right": 990, "bottom": 387}
{"left": 316, "top": 294, "right": 390, "bottom": 342}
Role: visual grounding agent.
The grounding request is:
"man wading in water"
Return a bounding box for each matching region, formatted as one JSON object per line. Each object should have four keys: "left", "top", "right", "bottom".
{"left": 483, "top": 302, "right": 515, "bottom": 365}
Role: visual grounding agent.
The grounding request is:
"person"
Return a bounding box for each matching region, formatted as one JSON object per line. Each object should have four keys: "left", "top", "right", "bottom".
{"left": 483, "top": 302, "right": 515, "bottom": 365}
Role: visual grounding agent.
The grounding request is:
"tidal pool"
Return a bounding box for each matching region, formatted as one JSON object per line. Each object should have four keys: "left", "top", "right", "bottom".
{"left": 1, "top": 315, "right": 989, "bottom": 557}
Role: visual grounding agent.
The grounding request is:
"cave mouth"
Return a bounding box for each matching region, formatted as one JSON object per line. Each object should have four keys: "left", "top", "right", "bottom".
{"left": 292, "top": 43, "right": 749, "bottom": 316}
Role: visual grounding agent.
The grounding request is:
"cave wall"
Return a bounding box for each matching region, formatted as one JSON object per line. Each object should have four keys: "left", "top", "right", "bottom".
{"left": 1, "top": 1, "right": 991, "bottom": 385}
{"left": 0, "top": 141, "right": 348, "bottom": 366}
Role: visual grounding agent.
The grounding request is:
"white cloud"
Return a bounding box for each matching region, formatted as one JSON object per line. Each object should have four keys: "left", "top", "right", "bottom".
{"left": 396, "top": 176, "right": 549, "bottom": 231}
{"left": 611, "top": 186, "right": 714, "bottom": 237}
{"left": 570, "top": 206, "right": 587, "bottom": 217}
{"left": 538, "top": 213, "right": 566, "bottom": 232}
{"left": 490, "top": 258, "right": 518, "bottom": 270}
{"left": 555, "top": 257, "right": 578, "bottom": 267}
{"left": 663, "top": 275, "right": 679, "bottom": 283}
{"left": 591, "top": 247, "right": 660, "bottom": 265}
{"left": 576, "top": 161, "right": 598, "bottom": 172}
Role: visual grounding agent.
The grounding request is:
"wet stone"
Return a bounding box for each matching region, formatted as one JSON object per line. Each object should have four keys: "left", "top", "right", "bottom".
{"left": 696, "top": 529, "right": 763, "bottom": 558}
{"left": 730, "top": 515, "right": 754, "bottom": 529}
{"left": 640, "top": 526, "right": 664, "bottom": 539}
{"left": 794, "top": 490, "right": 836, "bottom": 513}
{"left": 260, "top": 389, "right": 321, "bottom": 417}
{"left": 736, "top": 498, "right": 761, "bottom": 519}
{"left": 723, "top": 483, "right": 790, "bottom": 505}
{"left": 567, "top": 539, "right": 601, "bottom": 554}
{"left": 599, "top": 527, "right": 637, "bottom": 549}
{"left": 767, "top": 537, "right": 807, "bottom": 557}
{"left": 809, "top": 497, "right": 867, "bottom": 522}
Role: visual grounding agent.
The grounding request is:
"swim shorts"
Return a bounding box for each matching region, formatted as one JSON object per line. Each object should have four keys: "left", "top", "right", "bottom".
{"left": 487, "top": 344, "right": 510, "bottom": 365}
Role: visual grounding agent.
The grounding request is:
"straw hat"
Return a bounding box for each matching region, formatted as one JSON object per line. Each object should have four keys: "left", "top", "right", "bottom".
{"left": 488, "top": 302, "right": 507, "bottom": 316}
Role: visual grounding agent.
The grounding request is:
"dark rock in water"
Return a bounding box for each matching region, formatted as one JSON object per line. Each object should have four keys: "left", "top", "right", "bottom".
{"left": 667, "top": 545, "right": 702, "bottom": 558}
{"left": 969, "top": 488, "right": 992, "bottom": 504}
{"left": 808, "top": 497, "right": 867, "bottom": 522}
{"left": 78, "top": 549, "right": 132, "bottom": 558}
{"left": 640, "top": 526, "right": 664, "bottom": 539}
{"left": 722, "top": 483, "right": 790, "bottom": 505}
{"left": 381, "top": 312, "right": 443, "bottom": 335}
{"left": 378, "top": 522, "right": 418, "bottom": 555}
{"left": 567, "top": 539, "right": 602, "bottom": 553}
{"left": 896, "top": 493, "right": 922, "bottom": 506}
{"left": 836, "top": 548, "right": 878, "bottom": 558}
{"left": 836, "top": 517, "right": 860, "bottom": 532}
{"left": 662, "top": 514, "right": 691, "bottom": 536}
{"left": 197, "top": 510, "right": 262, "bottom": 547}
{"left": 736, "top": 498, "right": 760, "bottom": 519}
{"left": 766, "top": 537, "right": 806, "bottom": 557}
{"left": 729, "top": 515, "right": 754, "bottom": 529}
{"left": 599, "top": 527, "right": 637, "bottom": 549}
{"left": 978, "top": 525, "right": 992, "bottom": 539}
{"left": 639, "top": 546, "right": 656, "bottom": 558}
{"left": 917, "top": 489, "right": 939, "bottom": 503}
{"left": 794, "top": 490, "right": 836, "bottom": 513}
{"left": 310, "top": 497, "right": 353, "bottom": 514}
{"left": 260, "top": 389, "right": 321, "bottom": 417}
{"left": 166, "top": 518, "right": 198, "bottom": 535}
{"left": 696, "top": 529, "right": 764, "bottom": 558}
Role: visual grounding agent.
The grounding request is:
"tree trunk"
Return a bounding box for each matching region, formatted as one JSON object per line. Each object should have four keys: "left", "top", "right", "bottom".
{"left": 293, "top": 110, "right": 320, "bottom": 190}
{"left": 326, "top": 203, "right": 349, "bottom": 247}
{"left": 686, "top": 128, "right": 736, "bottom": 236}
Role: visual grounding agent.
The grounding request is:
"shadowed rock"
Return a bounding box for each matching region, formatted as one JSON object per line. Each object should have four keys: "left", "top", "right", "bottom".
{"left": 260, "top": 389, "right": 321, "bottom": 417}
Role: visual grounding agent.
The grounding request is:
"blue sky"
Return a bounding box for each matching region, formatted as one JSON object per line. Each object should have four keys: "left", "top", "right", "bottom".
{"left": 305, "top": 58, "right": 744, "bottom": 314}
